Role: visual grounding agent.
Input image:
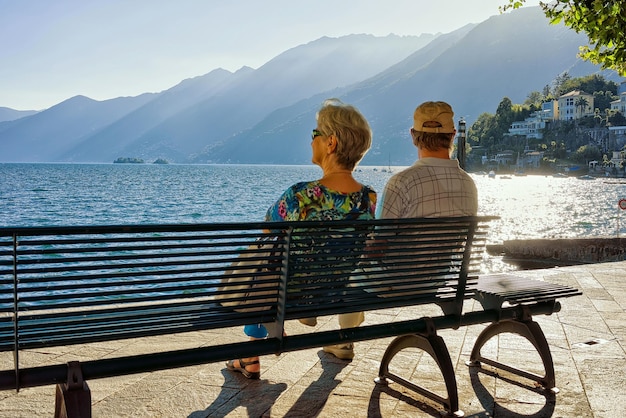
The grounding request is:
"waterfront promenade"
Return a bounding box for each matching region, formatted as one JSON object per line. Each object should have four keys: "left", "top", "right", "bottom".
{"left": 0, "top": 261, "right": 624, "bottom": 417}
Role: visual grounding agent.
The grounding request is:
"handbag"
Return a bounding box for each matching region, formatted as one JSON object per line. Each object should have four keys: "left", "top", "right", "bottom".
{"left": 215, "top": 238, "right": 282, "bottom": 312}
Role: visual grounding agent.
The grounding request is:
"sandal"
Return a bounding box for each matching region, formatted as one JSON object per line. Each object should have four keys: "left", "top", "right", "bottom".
{"left": 225, "top": 358, "right": 261, "bottom": 379}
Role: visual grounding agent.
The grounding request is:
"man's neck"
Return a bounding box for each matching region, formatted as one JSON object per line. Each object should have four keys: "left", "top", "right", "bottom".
{"left": 418, "top": 148, "right": 451, "bottom": 159}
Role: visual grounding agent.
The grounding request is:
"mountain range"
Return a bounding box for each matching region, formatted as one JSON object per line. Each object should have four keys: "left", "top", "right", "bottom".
{"left": 0, "top": 6, "right": 621, "bottom": 165}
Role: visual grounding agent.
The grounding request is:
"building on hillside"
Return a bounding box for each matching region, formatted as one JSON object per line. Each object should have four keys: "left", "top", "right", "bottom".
{"left": 522, "top": 150, "right": 544, "bottom": 169}
{"left": 610, "top": 150, "right": 625, "bottom": 167}
{"left": 507, "top": 101, "right": 557, "bottom": 140}
{"left": 558, "top": 90, "right": 594, "bottom": 121}
{"left": 508, "top": 112, "right": 547, "bottom": 139}
{"left": 515, "top": 148, "right": 544, "bottom": 170}
{"left": 495, "top": 151, "right": 515, "bottom": 167}
{"left": 609, "top": 126, "right": 626, "bottom": 147}
{"left": 481, "top": 150, "right": 515, "bottom": 170}
{"left": 610, "top": 92, "right": 626, "bottom": 115}
{"left": 508, "top": 115, "right": 547, "bottom": 139}
{"left": 589, "top": 151, "right": 625, "bottom": 173}
{"left": 541, "top": 100, "right": 559, "bottom": 120}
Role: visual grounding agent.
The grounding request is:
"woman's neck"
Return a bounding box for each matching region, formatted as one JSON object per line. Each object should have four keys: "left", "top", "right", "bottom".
{"left": 322, "top": 169, "right": 352, "bottom": 178}
{"left": 319, "top": 168, "right": 361, "bottom": 193}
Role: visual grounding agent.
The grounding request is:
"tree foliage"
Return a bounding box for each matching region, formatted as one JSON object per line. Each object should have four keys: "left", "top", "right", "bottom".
{"left": 541, "top": 73, "right": 618, "bottom": 111}
{"left": 525, "top": 91, "right": 544, "bottom": 107}
{"left": 503, "top": 1, "right": 626, "bottom": 76}
{"left": 468, "top": 97, "right": 530, "bottom": 153}
{"left": 593, "top": 91, "right": 617, "bottom": 113}
{"left": 571, "top": 144, "right": 602, "bottom": 163}
{"left": 557, "top": 74, "right": 618, "bottom": 97}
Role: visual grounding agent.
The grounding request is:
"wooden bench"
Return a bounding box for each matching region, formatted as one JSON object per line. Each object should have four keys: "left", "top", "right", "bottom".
{"left": 0, "top": 217, "right": 581, "bottom": 417}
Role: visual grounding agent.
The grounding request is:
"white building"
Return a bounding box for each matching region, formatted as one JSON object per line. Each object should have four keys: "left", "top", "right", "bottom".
{"left": 515, "top": 149, "right": 544, "bottom": 170}
{"left": 610, "top": 93, "right": 626, "bottom": 115}
{"left": 508, "top": 117, "right": 547, "bottom": 139}
{"left": 507, "top": 101, "right": 557, "bottom": 139}
{"left": 609, "top": 126, "right": 626, "bottom": 147}
{"left": 495, "top": 151, "right": 515, "bottom": 166}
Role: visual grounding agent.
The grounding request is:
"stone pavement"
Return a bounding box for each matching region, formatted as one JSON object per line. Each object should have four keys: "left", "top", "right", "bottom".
{"left": 0, "top": 261, "right": 624, "bottom": 417}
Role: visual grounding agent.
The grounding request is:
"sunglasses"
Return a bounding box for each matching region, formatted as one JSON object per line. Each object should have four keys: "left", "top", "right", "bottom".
{"left": 311, "top": 129, "right": 324, "bottom": 140}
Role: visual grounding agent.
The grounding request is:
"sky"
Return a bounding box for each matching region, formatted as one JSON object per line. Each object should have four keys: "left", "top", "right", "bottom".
{"left": 0, "top": 0, "right": 541, "bottom": 110}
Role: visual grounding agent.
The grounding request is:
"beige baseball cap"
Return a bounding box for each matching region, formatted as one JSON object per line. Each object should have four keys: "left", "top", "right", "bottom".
{"left": 413, "top": 101, "right": 455, "bottom": 133}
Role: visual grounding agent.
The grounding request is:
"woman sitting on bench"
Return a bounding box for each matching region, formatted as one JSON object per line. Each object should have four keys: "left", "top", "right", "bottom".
{"left": 226, "top": 98, "right": 377, "bottom": 379}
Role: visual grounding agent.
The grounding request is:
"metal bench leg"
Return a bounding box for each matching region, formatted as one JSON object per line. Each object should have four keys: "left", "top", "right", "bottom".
{"left": 467, "top": 316, "right": 558, "bottom": 393}
{"left": 375, "top": 318, "right": 463, "bottom": 417}
{"left": 54, "top": 361, "right": 92, "bottom": 418}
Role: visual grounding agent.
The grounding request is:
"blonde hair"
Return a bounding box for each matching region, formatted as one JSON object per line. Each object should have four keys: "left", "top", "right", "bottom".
{"left": 316, "top": 98, "right": 372, "bottom": 170}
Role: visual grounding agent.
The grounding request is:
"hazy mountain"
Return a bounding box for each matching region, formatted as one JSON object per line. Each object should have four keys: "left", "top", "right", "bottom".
{"left": 0, "top": 94, "right": 156, "bottom": 162}
{"left": 59, "top": 67, "right": 248, "bottom": 162}
{"left": 201, "top": 6, "right": 622, "bottom": 166}
{"left": 198, "top": 25, "right": 475, "bottom": 164}
{"left": 0, "top": 107, "right": 38, "bottom": 123}
{"left": 84, "top": 33, "right": 438, "bottom": 163}
{"left": 0, "top": 33, "right": 435, "bottom": 163}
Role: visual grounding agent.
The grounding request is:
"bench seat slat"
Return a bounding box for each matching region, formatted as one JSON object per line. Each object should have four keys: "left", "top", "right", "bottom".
{"left": 476, "top": 273, "right": 582, "bottom": 305}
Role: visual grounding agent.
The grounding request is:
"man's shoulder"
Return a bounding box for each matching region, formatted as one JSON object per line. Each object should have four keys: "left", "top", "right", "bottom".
{"left": 389, "top": 161, "right": 436, "bottom": 179}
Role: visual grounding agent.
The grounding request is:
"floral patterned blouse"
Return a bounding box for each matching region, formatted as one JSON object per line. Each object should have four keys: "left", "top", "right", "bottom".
{"left": 265, "top": 180, "right": 377, "bottom": 302}
{"left": 265, "top": 180, "right": 376, "bottom": 222}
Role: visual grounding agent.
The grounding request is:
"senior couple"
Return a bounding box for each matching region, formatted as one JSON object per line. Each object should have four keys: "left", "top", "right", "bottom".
{"left": 226, "top": 98, "right": 478, "bottom": 379}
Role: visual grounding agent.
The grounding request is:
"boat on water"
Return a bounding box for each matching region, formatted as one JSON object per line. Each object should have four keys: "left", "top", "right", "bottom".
{"left": 578, "top": 175, "right": 596, "bottom": 180}
{"left": 488, "top": 170, "right": 496, "bottom": 178}
{"left": 553, "top": 173, "right": 568, "bottom": 178}
{"left": 381, "top": 155, "right": 393, "bottom": 173}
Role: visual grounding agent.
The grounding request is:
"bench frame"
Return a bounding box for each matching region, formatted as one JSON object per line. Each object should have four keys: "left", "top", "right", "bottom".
{"left": 0, "top": 217, "right": 581, "bottom": 417}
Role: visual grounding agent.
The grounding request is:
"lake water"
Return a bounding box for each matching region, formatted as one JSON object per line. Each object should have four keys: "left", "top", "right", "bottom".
{"left": 2, "top": 163, "right": 626, "bottom": 244}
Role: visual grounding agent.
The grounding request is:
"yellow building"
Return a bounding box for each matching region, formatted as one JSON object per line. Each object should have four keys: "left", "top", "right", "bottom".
{"left": 558, "top": 90, "right": 594, "bottom": 121}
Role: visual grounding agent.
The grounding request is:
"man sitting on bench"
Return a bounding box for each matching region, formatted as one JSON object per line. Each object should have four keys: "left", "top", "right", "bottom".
{"left": 351, "top": 101, "right": 479, "bottom": 297}
{"left": 378, "top": 100, "right": 477, "bottom": 220}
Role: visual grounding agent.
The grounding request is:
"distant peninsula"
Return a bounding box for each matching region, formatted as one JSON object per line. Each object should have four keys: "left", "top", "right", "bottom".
{"left": 113, "top": 157, "right": 144, "bottom": 164}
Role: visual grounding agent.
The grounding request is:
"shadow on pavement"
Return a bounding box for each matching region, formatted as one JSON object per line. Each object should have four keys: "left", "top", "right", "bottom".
{"left": 469, "top": 366, "right": 556, "bottom": 418}
{"left": 282, "top": 351, "right": 349, "bottom": 417}
{"left": 189, "top": 369, "right": 287, "bottom": 417}
{"left": 367, "top": 380, "right": 444, "bottom": 417}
